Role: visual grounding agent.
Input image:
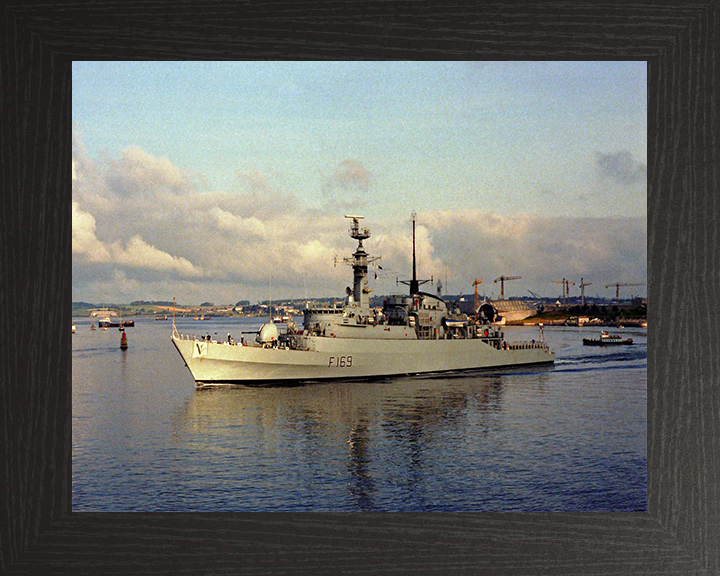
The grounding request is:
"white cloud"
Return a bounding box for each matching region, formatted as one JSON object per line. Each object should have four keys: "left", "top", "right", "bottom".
{"left": 416, "top": 209, "right": 646, "bottom": 297}
{"left": 72, "top": 202, "right": 111, "bottom": 262}
{"left": 110, "top": 236, "right": 203, "bottom": 277}
{"left": 72, "top": 202, "right": 203, "bottom": 277}
{"left": 72, "top": 132, "right": 646, "bottom": 303}
{"left": 110, "top": 146, "right": 191, "bottom": 194}
{"left": 210, "top": 208, "right": 268, "bottom": 239}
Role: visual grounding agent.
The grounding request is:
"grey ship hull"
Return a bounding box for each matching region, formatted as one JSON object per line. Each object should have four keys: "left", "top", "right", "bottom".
{"left": 172, "top": 332, "right": 554, "bottom": 385}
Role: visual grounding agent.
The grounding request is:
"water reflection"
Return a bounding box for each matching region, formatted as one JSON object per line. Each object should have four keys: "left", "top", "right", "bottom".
{"left": 347, "top": 420, "right": 374, "bottom": 511}
{"left": 171, "top": 375, "right": 507, "bottom": 510}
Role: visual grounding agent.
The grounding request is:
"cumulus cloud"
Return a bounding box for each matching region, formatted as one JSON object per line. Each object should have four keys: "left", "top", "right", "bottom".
{"left": 326, "top": 159, "right": 370, "bottom": 192}
{"left": 109, "top": 236, "right": 203, "bottom": 276}
{"left": 238, "top": 169, "right": 273, "bottom": 194}
{"left": 72, "top": 128, "right": 646, "bottom": 303}
{"left": 72, "top": 202, "right": 203, "bottom": 277}
{"left": 322, "top": 159, "right": 370, "bottom": 207}
{"left": 106, "top": 146, "right": 192, "bottom": 197}
{"left": 320, "top": 159, "right": 371, "bottom": 212}
{"left": 72, "top": 133, "right": 347, "bottom": 300}
{"left": 72, "top": 122, "right": 93, "bottom": 181}
{"left": 596, "top": 150, "right": 646, "bottom": 185}
{"left": 72, "top": 202, "right": 111, "bottom": 262}
{"left": 416, "top": 209, "right": 646, "bottom": 298}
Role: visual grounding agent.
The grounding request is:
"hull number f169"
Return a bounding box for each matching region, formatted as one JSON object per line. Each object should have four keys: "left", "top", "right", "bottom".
{"left": 328, "top": 356, "right": 353, "bottom": 367}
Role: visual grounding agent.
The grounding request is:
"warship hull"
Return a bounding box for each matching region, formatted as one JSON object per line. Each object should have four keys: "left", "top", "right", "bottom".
{"left": 172, "top": 333, "right": 554, "bottom": 385}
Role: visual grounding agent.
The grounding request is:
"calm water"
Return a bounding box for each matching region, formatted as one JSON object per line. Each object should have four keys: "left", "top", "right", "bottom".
{"left": 72, "top": 316, "right": 646, "bottom": 512}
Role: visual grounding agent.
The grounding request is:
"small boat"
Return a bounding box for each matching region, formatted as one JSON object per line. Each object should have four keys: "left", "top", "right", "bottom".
{"left": 155, "top": 315, "right": 169, "bottom": 321}
{"left": 98, "top": 318, "right": 134, "bottom": 328}
{"left": 583, "top": 331, "right": 633, "bottom": 346}
{"left": 91, "top": 323, "right": 96, "bottom": 331}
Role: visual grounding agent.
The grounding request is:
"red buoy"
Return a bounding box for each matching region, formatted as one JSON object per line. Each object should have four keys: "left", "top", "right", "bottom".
{"left": 120, "top": 331, "right": 128, "bottom": 349}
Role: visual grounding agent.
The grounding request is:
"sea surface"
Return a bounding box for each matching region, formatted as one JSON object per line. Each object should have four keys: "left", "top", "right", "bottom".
{"left": 72, "top": 316, "right": 646, "bottom": 512}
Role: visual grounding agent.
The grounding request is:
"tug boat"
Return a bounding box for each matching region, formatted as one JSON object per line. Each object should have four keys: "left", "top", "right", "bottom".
{"left": 171, "top": 214, "right": 555, "bottom": 386}
{"left": 582, "top": 331, "right": 633, "bottom": 346}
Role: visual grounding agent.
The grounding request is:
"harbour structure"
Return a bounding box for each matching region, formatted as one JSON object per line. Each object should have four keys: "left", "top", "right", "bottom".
{"left": 473, "top": 299, "right": 538, "bottom": 324}
{"left": 171, "top": 214, "right": 555, "bottom": 385}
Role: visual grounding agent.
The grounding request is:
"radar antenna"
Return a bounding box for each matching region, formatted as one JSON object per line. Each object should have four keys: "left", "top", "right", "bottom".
{"left": 345, "top": 214, "right": 371, "bottom": 243}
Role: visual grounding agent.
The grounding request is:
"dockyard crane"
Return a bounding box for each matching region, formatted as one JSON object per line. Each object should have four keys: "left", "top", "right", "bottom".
{"left": 493, "top": 276, "right": 521, "bottom": 299}
{"left": 579, "top": 278, "right": 592, "bottom": 307}
{"left": 472, "top": 279, "right": 483, "bottom": 312}
{"left": 552, "top": 278, "right": 575, "bottom": 305}
{"left": 565, "top": 279, "right": 576, "bottom": 303}
{"left": 605, "top": 282, "right": 645, "bottom": 302}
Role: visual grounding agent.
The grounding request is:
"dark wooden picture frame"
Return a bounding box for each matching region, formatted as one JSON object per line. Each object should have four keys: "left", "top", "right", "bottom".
{"left": 2, "top": 2, "right": 717, "bottom": 574}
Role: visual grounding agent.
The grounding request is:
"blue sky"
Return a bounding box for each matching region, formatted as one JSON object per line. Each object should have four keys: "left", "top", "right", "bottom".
{"left": 72, "top": 61, "right": 646, "bottom": 304}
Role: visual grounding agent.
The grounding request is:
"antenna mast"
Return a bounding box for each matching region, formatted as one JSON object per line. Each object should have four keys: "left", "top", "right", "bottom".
{"left": 411, "top": 210, "right": 418, "bottom": 294}
{"left": 399, "top": 211, "right": 430, "bottom": 295}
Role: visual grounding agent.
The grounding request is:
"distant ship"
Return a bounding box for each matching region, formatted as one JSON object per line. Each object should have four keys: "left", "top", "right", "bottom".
{"left": 98, "top": 318, "right": 134, "bottom": 328}
{"left": 583, "top": 331, "right": 633, "bottom": 346}
{"left": 172, "top": 214, "right": 555, "bottom": 385}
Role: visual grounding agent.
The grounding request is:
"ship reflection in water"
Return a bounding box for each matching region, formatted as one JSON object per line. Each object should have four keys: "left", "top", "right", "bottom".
{"left": 72, "top": 318, "right": 646, "bottom": 512}
{"left": 172, "top": 375, "right": 510, "bottom": 512}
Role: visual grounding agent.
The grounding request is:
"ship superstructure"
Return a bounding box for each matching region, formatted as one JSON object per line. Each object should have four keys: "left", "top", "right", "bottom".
{"left": 171, "top": 214, "right": 554, "bottom": 385}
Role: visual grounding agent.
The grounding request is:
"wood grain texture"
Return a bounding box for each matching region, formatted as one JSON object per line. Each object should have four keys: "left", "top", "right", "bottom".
{"left": 1, "top": 1, "right": 717, "bottom": 574}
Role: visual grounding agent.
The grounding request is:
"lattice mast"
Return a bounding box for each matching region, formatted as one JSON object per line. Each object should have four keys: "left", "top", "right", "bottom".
{"left": 344, "top": 215, "right": 379, "bottom": 310}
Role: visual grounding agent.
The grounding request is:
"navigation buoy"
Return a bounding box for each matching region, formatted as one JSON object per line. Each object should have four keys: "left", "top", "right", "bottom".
{"left": 120, "top": 330, "right": 128, "bottom": 349}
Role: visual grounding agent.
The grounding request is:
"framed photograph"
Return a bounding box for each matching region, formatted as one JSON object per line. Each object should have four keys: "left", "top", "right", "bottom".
{"left": 2, "top": 2, "right": 717, "bottom": 574}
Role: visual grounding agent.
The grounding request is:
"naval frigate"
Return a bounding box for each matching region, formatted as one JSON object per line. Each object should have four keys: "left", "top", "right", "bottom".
{"left": 171, "top": 214, "right": 554, "bottom": 385}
